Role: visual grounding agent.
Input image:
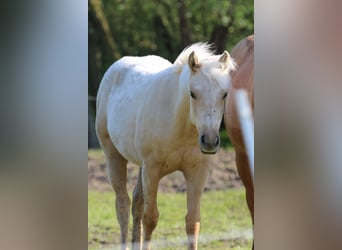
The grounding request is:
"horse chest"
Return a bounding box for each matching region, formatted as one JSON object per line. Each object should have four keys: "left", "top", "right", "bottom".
{"left": 154, "top": 146, "right": 207, "bottom": 175}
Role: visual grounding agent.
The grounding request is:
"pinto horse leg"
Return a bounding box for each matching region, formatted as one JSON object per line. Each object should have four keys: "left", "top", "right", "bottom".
{"left": 183, "top": 163, "right": 210, "bottom": 250}
{"left": 132, "top": 167, "right": 144, "bottom": 250}
{"left": 101, "top": 136, "right": 130, "bottom": 250}
{"left": 235, "top": 150, "right": 254, "bottom": 223}
{"left": 141, "top": 164, "right": 160, "bottom": 250}
{"left": 235, "top": 150, "right": 254, "bottom": 249}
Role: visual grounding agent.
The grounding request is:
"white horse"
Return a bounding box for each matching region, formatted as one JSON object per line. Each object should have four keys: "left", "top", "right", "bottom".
{"left": 96, "top": 43, "right": 235, "bottom": 250}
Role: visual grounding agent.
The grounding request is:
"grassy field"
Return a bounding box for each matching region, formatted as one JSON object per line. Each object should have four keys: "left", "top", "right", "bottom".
{"left": 88, "top": 189, "right": 252, "bottom": 250}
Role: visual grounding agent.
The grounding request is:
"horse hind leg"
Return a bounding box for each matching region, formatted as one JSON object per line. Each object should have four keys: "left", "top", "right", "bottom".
{"left": 132, "top": 167, "right": 144, "bottom": 250}
{"left": 108, "top": 145, "right": 130, "bottom": 250}
{"left": 99, "top": 133, "right": 130, "bottom": 250}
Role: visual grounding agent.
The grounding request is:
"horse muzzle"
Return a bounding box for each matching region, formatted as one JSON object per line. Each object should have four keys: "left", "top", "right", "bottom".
{"left": 200, "top": 134, "right": 220, "bottom": 154}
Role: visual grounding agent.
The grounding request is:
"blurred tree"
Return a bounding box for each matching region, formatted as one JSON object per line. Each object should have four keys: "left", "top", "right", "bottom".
{"left": 88, "top": 0, "right": 253, "bottom": 147}
{"left": 177, "top": 0, "right": 191, "bottom": 48}
{"left": 89, "top": 0, "right": 120, "bottom": 102}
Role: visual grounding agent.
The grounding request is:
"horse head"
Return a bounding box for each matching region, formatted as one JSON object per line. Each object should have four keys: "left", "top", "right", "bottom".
{"left": 184, "top": 50, "right": 235, "bottom": 154}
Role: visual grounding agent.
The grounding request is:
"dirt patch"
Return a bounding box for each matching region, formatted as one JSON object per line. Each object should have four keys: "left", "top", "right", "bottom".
{"left": 88, "top": 148, "right": 243, "bottom": 193}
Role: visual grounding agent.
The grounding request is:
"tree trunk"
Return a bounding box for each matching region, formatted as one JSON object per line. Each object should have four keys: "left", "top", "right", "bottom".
{"left": 153, "top": 15, "right": 174, "bottom": 59}
{"left": 210, "top": 0, "right": 236, "bottom": 54}
{"left": 177, "top": 0, "right": 191, "bottom": 48}
{"left": 210, "top": 25, "right": 230, "bottom": 54}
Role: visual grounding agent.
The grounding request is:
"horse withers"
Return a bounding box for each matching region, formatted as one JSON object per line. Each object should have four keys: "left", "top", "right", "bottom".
{"left": 96, "top": 43, "right": 235, "bottom": 250}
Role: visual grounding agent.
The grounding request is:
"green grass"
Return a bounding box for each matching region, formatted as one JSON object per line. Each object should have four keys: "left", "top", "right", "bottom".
{"left": 88, "top": 148, "right": 105, "bottom": 160}
{"left": 88, "top": 189, "right": 252, "bottom": 249}
{"left": 219, "top": 129, "right": 233, "bottom": 150}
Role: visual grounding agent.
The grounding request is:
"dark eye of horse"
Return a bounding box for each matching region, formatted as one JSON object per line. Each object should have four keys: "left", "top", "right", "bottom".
{"left": 223, "top": 92, "right": 227, "bottom": 99}
{"left": 190, "top": 91, "right": 196, "bottom": 99}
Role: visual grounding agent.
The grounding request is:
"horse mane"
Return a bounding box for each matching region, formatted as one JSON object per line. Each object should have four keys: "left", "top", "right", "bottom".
{"left": 174, "top": 43, "right": 236, "bottom": 92}
{"left": 173, "top": 42, "right": 214, "bottom": 67}
{"left": 173, "top": 43, "right": 236, "bottom": 76}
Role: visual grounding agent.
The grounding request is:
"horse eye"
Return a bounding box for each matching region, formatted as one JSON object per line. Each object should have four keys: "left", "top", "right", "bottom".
{"left": 190, "top": 91, "right": 196, "bottom": 99}
{"left": 223, "top": 92, "right": 227, "bottom": 99}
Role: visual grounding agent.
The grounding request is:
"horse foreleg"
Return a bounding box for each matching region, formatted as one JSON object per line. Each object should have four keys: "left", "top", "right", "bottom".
{"left": 184, "top": 163, "right": 210, "bottom": 250}
{"left": 141, "top": 164, "right": 160, "bottom": 250}
{"left": 132, "top": 167, "right": 144, "bottom": 250}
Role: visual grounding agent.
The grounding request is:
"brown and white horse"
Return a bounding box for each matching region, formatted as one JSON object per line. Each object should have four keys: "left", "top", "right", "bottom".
{"left": 224, "top": 35, "right": 254, "bottom": 247}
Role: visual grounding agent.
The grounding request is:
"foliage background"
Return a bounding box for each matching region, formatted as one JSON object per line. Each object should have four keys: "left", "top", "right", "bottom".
{"left": 88, "top": 0, "right": 254, "bottom": 147}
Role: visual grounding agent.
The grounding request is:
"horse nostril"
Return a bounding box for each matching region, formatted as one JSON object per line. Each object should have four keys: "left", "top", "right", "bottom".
{"left": 201, "top": 135, "right": 206, "bottom": 144}
{"left": 215, "top": 136, "right": 220, "bottom": 146}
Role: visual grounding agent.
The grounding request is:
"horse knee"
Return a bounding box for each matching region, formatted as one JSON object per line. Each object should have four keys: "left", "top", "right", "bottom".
{"left": 116, "top": 194, "right": 131, "bottom": 214}
{"left": 185, "top": 213, "right": 200, "bottom": 223}
{"left": 185, "top": 213, "right": 200, "bottom": 234}
{"left": 143, "top": 210, "right": 159, "bottom": 233}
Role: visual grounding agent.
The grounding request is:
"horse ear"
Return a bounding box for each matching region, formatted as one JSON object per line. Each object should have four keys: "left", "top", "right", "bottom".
{"left": 188, "top": 51, "right": 200, "bottom": 72}
{"left": 219, "top": 51, "right": 230, "bottom": 69}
